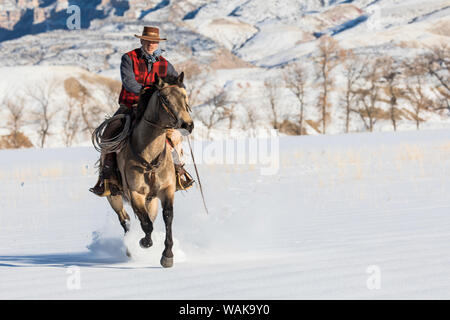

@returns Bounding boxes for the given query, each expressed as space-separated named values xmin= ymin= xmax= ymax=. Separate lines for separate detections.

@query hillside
xmin=0 ymin=0 xmax=449 ymax=148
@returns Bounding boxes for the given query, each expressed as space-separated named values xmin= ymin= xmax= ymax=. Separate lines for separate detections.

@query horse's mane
xmin=134 ymin=75 xmax=182 ymax=125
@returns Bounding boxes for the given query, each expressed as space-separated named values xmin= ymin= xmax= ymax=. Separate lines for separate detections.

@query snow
xmin=188 ymin=17 xmax=258 ymax=52
xmin=1 ymin=129 xmax=450 ymax=299
xmin=235 ymin=21 xmax=314 ymax=63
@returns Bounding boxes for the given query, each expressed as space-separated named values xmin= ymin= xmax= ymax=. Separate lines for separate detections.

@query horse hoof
xmin=160 ymin=256 xmax=173 ymax=268
xmin=139 ymin=237 xmax=152 ymax=249
xmin=122 ymin=220 xmax=131 ymax=234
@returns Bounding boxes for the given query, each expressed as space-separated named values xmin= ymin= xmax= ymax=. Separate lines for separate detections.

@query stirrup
xmin=175 ymin=167 xmax=195 ymax=191
xmin=89 ymin=178 xmax=111 ymax=197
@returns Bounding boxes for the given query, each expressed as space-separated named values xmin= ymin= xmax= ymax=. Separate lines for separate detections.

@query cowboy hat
xmin=134 ymin=26 xmax=167 ymax=42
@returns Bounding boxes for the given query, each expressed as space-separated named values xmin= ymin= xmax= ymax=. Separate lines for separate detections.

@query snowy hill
xmin=1 ymin=129 xmax=450 ymax=298
xmin=1 ymin=0 xmax=448 ymax=69
xmin=0 ymin=65 xmax=122 ymax=147
xmin=0 ymin=0 xmax=449 ymax=148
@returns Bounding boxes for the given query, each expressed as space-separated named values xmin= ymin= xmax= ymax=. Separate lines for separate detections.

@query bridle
xmin=143 ymin=84 xmax=192 ymax=131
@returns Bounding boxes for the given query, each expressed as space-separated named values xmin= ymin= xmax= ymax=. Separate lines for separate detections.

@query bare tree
xmin=353 ymin=58 xmax=385 ymax=132
xmin=222 ymin=103 xmax=237 ymax=130
xmin=64 ymin=77 xmax=102 ymax=136
xmin=264 ymin=78 xmax=281 ymax=130
xmin=379 ymin=56 xmax=404 ymax=131
xmin=405 ymin=76 xmax=433 ymax=130
xmin=340 ymin=49 xmax=366 ymax=133
xmin=78 ymin=89 xmax=99 ymax=135
xmin=426 ymin=44 xmax=450 ymax=96
xmin=239 ymin=89 xmax=261 ymax=135
xmin=177 ymin=61 xmax=209 ymax=108
xmin=403 ymin=56 xmax=434 ymax=130
xmin=27 ymin=81 xmax=59 ymax=148
xmin=424 ymin=43 xmax=450 ymax=114
xmin=102 ymin=78 xmax=122 ymax=115
xmin=186 ymin=76 xmax=209 ymax=109
xmin=314 ymin=36 xmax=342 ymax=134
xmin=194 ymin=87 xmax=230 ymax=139
xmin=433 ymin=86 xmax=450 ymax=114
xmin=243 ymin=106 xmax=260 ymax=134
xmin=284 ymin=62 xmax=308 ymax=135
xmin=62 ymin=97 xmax=81 ymax=147
xmin=3 ymin=96 xmax=27 ymax=148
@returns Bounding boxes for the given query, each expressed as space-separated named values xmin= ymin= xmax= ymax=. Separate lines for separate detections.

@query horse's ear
xmin=177 ymin=71 xmax=184 ymax=84
xmin=155 ymin=73 xmax=164 ymax=88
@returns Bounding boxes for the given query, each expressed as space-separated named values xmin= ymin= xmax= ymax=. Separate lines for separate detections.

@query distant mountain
xmin=0 ymin=0 xmax=448 ymax=147
xmin=0 ymin=0 xmax=448 ymax=70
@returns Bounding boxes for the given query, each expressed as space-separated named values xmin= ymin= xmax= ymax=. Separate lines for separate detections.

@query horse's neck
xmin=131 ymin=93 xmax=166 ymax=160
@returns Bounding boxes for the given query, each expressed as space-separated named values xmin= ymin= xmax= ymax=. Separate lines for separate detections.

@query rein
xmin=143 ymin=85 xmax=191 ymax=130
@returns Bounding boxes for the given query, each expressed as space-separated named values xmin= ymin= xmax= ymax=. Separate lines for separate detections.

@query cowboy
xmin=90 ymin=26 xmax=194 ymax=197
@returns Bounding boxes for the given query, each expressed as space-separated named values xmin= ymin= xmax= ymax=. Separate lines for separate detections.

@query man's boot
xmin=89 ymin=153 xmax=116 ymax=197
xmin=175 ymin=164 xmax=195 ymax=191
xmin=89 ymin=172 xmax=111 ymax=197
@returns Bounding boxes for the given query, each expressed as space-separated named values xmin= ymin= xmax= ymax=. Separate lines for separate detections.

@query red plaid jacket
xmin=118 ymin=48 xmax=168 ymax=108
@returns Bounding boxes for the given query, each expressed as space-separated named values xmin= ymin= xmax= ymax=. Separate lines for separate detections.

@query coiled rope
xmin=92 ymin=114 xmax=131 ymax=153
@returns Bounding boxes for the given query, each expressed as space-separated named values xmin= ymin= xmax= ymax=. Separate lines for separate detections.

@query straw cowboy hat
xmin=134 ymin=26 xmax=167 ymax=42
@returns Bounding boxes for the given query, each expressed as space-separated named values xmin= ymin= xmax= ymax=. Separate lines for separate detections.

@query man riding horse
xmin=90 ymin=26 xmax=194 ymax=197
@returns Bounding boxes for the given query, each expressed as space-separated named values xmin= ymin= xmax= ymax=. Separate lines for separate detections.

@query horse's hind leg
xmin=107 ymin=195 xmax=130 ymax=234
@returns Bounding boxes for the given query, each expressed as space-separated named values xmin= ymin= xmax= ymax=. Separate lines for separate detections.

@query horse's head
xmin=152 ymin=72 xmax=194 ymax=134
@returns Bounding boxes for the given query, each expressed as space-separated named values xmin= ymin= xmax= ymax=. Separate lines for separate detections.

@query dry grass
xmin=428 ymin=20 xmax=450 ymax=37
xmin=64 ymin=77 xmax=90 ymax=101
xmin=401 ymin=107 xmax=426 ymax=122
xmin=64 ymin=74 xmax=121 ymax=102
xmin=209 ymin=48 xmax=255 ymax=70
xmin=278 ymin=119 xmax=308 ymax=135
xmin=396 ymin=40 xmax=421 ymax=49
xmin=80 ymin=73 xmax=121 ymax=93
xmin=305 ymin=119 xmax=322 ymax=134
xmin=0 ymin=132 xmax=33 ymax=149
xmin=174 ymin=59 xmax=204 ymax=80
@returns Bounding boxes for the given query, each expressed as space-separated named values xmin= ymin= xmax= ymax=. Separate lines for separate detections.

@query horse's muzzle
xmin=180 ymin=121 xmax=194 ymax=134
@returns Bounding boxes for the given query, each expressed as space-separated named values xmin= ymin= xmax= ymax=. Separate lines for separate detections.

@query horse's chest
xmin=130 ymin=166 xmax=164 ymax=195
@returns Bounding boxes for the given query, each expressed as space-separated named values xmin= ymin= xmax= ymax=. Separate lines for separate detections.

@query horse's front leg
xmin=130 ymin=191 xmax=154 ymax=249
xmin=160 ymin=191 xmax=175 ymax=268
xmin=107 ymin=194 xmax=130 ymax=234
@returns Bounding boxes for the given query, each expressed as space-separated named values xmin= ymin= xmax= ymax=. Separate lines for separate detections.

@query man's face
xmin=141 ymin=39 xmax=159 ymax=55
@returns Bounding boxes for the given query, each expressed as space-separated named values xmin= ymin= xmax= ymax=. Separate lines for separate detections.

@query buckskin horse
xmin=106 ymin=72 xmax=193 ymax=268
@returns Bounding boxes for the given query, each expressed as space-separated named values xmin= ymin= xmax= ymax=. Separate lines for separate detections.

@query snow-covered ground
xmin=1 ymin=128 xmax=449 ymax=299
